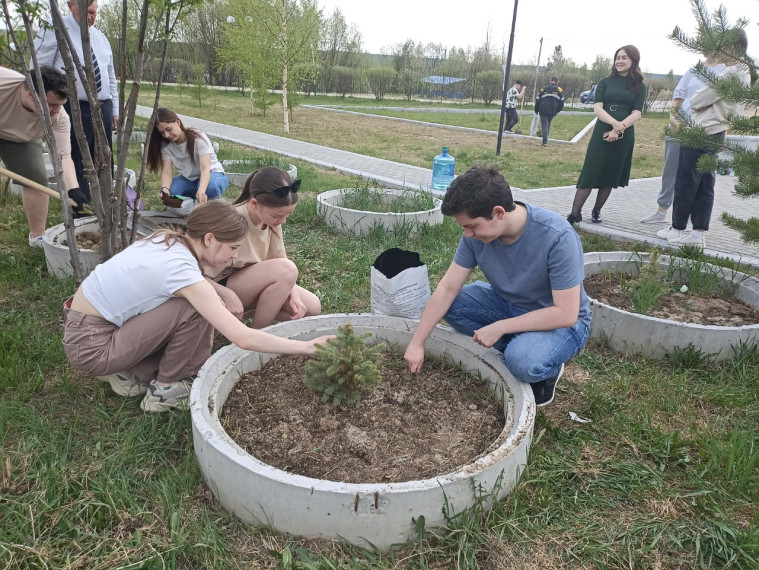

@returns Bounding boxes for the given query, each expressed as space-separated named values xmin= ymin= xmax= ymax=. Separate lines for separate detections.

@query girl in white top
xmin=63 ymin=199 xmax=332 ymax=412
xmin=202 ymin=167 xmax=321 ymax=329
xmin=147 ymin=107 xmax=228 ymax=204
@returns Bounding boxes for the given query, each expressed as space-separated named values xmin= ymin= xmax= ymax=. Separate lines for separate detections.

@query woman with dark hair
xmin=201 ymin=166 xmax=321 ymax=330
xmin=62 ymin=199 xmax=332 ymax=412
xmin=146 ymin=107 xmax=228 ymax=204
xmin=567 ymin=45 xmax=647 ymax=225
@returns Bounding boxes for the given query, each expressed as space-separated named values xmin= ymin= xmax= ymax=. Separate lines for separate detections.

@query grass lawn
xmin=140 ymin=86 xmax=668 ymax=190
xmin=1 ymin=114 xmax=757 ymax=568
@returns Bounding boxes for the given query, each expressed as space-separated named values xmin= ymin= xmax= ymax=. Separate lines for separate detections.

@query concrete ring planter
xmin=42 ymin=218 xmax=102 ymax=279
xmin=44 ymin=211 xmax=167 ymax=279
xmin=585 ymin=251 xmax=759 ymax=361
xmin=191 ymin=313 xmax=535 ymax=550
xmin=317 ymin=189 xmax=443 ymax=238
xmin=221 ymin=160 xmax=297 ymax=187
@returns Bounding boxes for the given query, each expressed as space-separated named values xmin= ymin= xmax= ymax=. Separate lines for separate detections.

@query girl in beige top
xmin=203 ymin=166 xmax=321 ymax=329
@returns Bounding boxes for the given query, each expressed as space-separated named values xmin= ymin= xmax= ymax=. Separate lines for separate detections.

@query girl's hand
xmin=603 ymin=130 xmax=620 ymax=142
xmin=287 ymin=295 xmax=308 ymax=320
xmin=307 ymin=335 xmax=335 ymax=353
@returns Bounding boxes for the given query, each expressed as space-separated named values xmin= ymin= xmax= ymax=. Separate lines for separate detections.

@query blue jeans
xmin=169 ymin=172 xmax=229 ymax=200
xmin=444 ymin=281 xmax=591 ymax=383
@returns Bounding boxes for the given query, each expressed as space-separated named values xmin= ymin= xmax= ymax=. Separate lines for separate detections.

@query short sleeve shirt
xmin=82 ymin=237 xmax=205 ymax=326
xmin=452 ymin=202 xmax=591 ymax=324
xmin=161 ymin=130 xmax=224 ymax=181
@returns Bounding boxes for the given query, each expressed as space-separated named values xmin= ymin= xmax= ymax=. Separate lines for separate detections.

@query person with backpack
xmin=534 ymin=76 xmax=565 ymax=146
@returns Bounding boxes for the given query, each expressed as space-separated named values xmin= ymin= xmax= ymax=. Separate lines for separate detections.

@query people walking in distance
xmin=567 ymin=46 xmax=646 ymax=225
xmin=534 ymin=76 xmax=564 ymax=146
xmin=504 ymin=79 xmax=525 ymax=133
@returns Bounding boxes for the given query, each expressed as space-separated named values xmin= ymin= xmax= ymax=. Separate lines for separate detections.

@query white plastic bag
xmin=166 ymin=197 xmax=196 ymax=217
xmin=370 ymin=248 xmax=430 ymax=320
xmin=530 ymin=114 xmax=540 ymax=136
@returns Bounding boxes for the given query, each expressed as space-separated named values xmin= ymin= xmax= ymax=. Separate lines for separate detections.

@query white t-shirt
xmin=673 ymin=61 xmax=725 ymax=118
xmin=161 ymin=130 xmax=224 ymax=181
xmin=82 ymin=237 xmax=205 ymax=326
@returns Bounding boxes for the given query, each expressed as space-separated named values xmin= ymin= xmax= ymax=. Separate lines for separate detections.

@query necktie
xmin=91 ymin=46 xmax=102 ymax=93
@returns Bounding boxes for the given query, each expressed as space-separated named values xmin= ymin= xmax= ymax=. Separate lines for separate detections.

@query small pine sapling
xmin=304 ymin=322 xmax=385 ymax=406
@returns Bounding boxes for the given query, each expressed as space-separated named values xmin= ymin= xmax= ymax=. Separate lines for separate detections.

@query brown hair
xmin=146 ymin=107 xmax=203 ymax=173
xmin=441 ymin=164 xmax=515 ymax=219
xmin=233 ymin=166 xmax=299 ymax=208
xmin=610 ymin=45 xmax=645 ymax=93
xmin=148 ymin=199 xmax=247 ymax=263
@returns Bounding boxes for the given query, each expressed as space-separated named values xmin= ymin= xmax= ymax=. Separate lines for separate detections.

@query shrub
xmin=304 ymin=323 xmax=385 ymax=406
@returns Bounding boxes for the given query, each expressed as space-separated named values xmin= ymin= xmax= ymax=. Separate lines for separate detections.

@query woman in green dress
xmin=567 ymin=45 xmax=647 ymax=225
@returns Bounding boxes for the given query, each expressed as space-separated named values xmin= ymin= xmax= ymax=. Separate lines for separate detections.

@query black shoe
xmin=531 ymin=363 xmax=564 ymax=407
xmin=591 ymin=209 xmax=602 ymax=223
xmin=567 ymin=212 xmax=582 ymax=225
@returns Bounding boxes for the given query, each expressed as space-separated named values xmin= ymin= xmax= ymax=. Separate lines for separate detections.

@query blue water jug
xmin=431 ymin=146 xmax=455 ymax=190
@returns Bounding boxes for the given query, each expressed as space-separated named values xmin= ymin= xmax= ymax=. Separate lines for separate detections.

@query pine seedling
xmin=304 ymin=322 xmax=385 ymax=406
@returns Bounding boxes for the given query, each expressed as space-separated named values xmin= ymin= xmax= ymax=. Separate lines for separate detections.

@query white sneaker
xmin=657 ymin=227 xmax=688 ymax=242
xmin=28 ymin=233 xmax=44 ymax=248
xmin=670 ymin=233 xmax=705 ymax=247
xmin=97 ymin=371 xmax=149 ymax=397
xmin=641 ymin=210 xmax=667 ymax=224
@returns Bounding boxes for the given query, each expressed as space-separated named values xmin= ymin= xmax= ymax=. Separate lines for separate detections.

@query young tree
xmin=670 ymin=0 xmax=758 ymax=244
xmin=221 ymin=0 xmax=319 ymax=133
xmin=3 ymin=0 xmax=200 ymax=280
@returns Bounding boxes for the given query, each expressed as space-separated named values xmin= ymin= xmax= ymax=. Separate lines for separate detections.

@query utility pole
xmin=496 ymin=0 xmax=519 ymax=156
xmin=532 ymin=37 xmax=543 ymax=102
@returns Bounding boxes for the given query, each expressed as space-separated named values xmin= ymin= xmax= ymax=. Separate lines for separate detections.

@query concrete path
xmin=135 ymin=106 xmax=759 ymax=267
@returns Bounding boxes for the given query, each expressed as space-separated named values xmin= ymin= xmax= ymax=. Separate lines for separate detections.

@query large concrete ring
xmin=317 ymin=189 xmax=443 ymax=238
xmin=191 ymin=314 xmax=535 ymax=550
xmin=585 ymin=252 xmax=759 ymax=361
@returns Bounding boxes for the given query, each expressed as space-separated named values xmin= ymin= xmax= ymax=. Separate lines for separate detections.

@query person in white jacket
xmin=657 ymin=29 xmax=753 ymax=247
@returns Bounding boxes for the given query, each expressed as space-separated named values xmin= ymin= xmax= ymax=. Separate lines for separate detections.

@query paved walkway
xmin=136 ymin=106 xmax=759 ymax=267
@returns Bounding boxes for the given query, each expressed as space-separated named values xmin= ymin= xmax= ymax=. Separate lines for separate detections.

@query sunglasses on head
xmin=254 ymin=179 xmax=301 ymax=199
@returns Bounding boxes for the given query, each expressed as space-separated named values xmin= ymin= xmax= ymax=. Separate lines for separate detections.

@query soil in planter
xmin=584 ymin=273 xmax=759 ymax=326
xmin=221 ymin=349 xmax=505 ymax=484
xmin=60 ymin=230 xmax=101 ymax=252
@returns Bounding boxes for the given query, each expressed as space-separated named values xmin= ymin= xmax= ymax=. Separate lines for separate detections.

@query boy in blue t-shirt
xmin=404 ymin=164 xmax=592 ymax=406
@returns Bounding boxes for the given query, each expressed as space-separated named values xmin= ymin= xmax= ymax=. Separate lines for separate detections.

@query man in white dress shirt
xmin=35 ymin=0 xmax=118 ymax=204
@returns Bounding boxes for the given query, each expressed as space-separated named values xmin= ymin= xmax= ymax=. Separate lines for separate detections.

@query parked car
xmin=580 ymin=85 xmax=596 ymax=104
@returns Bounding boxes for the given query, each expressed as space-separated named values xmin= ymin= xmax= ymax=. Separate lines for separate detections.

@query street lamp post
xmin=496 ymin=0 xmax=519 ymax=156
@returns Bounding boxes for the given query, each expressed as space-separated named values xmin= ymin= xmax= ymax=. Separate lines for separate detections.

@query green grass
xmin=1 ymin=128 xmax=757 ymax=568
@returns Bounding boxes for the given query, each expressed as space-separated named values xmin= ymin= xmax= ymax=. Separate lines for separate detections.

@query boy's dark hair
xmin=29 ymin=66 xmax=68 ymax=100
xmin=441 ymin=164 xmax=516 ymax=219
xmin=550 ymin=76 xmax=559 ymax=83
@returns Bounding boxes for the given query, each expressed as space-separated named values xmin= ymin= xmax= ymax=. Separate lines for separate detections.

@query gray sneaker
xmin=641 ymin=210 xmax=667 ymax=224
xmin=140 ymin=379 xmax=192 ymax=412
xmin=28 ymin=233 xmax=44 ymax=248
xmin=97 ymin=371 xmax=148 ymax=397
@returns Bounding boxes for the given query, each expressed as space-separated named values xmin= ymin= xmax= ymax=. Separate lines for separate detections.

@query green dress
xmin=576 ymin=75 xmax=647 ymax=189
